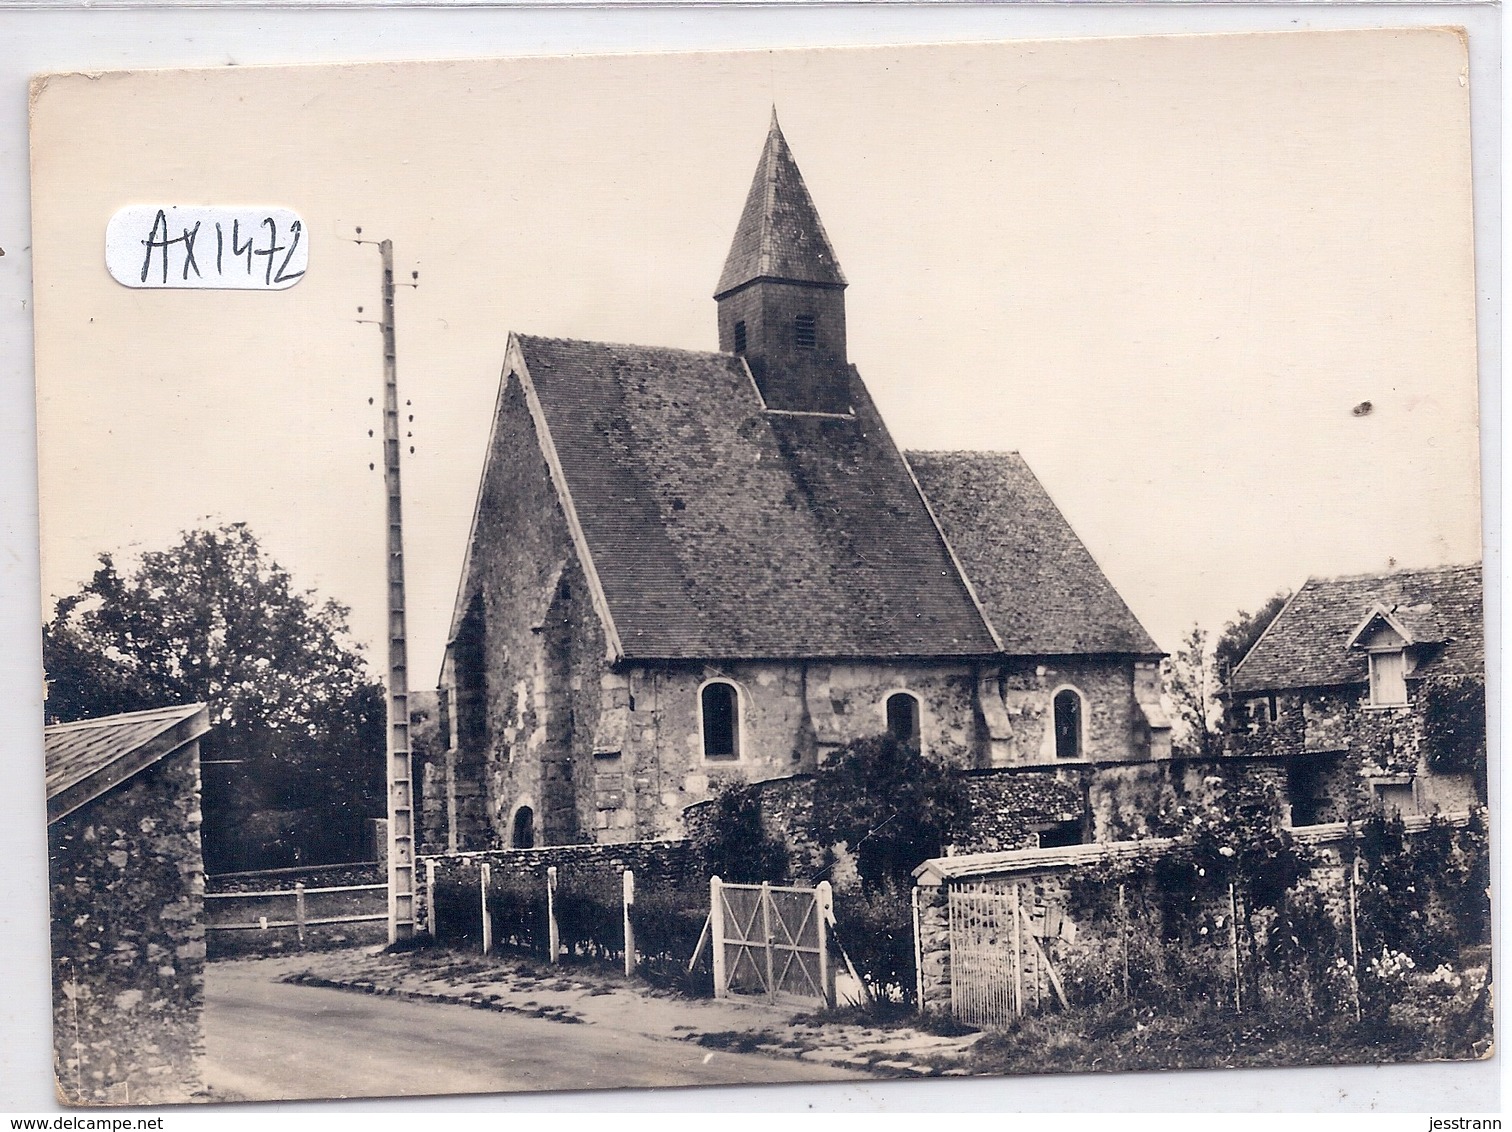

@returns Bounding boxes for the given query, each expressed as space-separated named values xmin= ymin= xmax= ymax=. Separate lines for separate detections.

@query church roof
xmin=908 ymin=451 xmax=1162 ymax=656
xmin=1229 ymin=563 xmax=1483 ymax=694
xmin=509 ymin=334 xmax=997 ymax=660
xmin=714 ymin=111 xmax=847 ymax=299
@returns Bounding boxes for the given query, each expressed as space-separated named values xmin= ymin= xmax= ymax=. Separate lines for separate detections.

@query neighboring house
xmin=1227 ymin=564 xmax=1484 ymax=825
xmin=430 ymin=114 xmax=1167 ymax=852
xmin=45 ymin=703 xmax=210 ymax=1106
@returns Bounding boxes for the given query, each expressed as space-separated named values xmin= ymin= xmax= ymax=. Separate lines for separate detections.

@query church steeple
xmin=715 ymin=111 xmax=852 ymax=414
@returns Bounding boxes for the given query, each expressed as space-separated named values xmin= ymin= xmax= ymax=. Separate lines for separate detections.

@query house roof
xmin=714 ymin=111 xmax=846 ymax=300
xmin=907 ymin=451 xmax=1161 ymax=656
xmin=45 ymin=703 xmax=209 ymax=824
xmin=1229 ymin=563 xmax=1483 ymax=694
xmin=506 ymin=334 xmax=999 ymax=660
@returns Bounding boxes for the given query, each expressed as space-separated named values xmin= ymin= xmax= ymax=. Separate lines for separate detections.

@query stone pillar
xmin=914 ymin=880 xmax=954 ymax=1015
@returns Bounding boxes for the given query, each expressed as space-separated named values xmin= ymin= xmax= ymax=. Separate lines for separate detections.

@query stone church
xmin=425 ymin=114 xmax=1169 ymax=852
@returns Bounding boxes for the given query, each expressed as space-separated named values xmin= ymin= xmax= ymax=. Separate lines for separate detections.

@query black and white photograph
xmin=25 ymin=28 xmax=1491 ymax=1108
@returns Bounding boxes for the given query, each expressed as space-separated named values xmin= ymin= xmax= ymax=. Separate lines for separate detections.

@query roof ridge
xmin=1306 ymin=561 xmax=1481 ymax=585
xmin=514 ymin=333 xmax=733 ymax=361
xmin=905 ymin=448 xmax=1025 ymax=460
xmin=44 ymin=702 xmax=206 ymax=733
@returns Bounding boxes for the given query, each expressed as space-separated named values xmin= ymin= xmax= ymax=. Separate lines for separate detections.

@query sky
xmin=30 ymin=29 xmax=1483 ymax=682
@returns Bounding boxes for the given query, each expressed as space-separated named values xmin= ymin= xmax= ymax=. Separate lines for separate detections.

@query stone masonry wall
xmin=1227 ymin=685 xmax=1478 ymax=822
xmin=912 ymin=827 xmax=1371 ymax=1020
xmin=420 ymin=840 xmax=699 ymax=941
xmin=48 ymin=745 xmax=205 ymax=1106
xmin=445 ymin=369 xmax=610 ymax=851
xmin=992 ymin=656 xmax=1152 ymax=766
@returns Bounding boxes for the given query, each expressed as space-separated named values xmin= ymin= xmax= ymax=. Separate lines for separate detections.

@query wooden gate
xmin=947 ymin=881 xmax=1069 ymax=1028
xmin=710 ymin=876 xmax=835 ymax=1006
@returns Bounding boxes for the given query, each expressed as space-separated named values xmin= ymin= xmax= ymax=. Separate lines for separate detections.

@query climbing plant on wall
xmin=1420 ymin=673 xmax=1486 ymax=780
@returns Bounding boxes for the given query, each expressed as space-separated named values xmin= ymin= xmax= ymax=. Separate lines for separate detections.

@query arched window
xmin=701 ymin=681 xmax=740 ymax=760
xmin=733 ymin=320 xmax=747 ymax=354
xmin=510 ymin=805 xmax=535 ymax=849
xmin=886 ymin=692 xmax=921 ymax=748
xmin=794 ymin=314 xmax=817 ymax=349
xmin=1053 ymin=689 xmax=1083 ymax=760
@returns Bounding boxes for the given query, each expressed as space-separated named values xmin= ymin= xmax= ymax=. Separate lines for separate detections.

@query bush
xmin=485 ymin=874 xmax=548 ymax=955
xmin=810 ymin=734 xmax=967 ymax=894
xmin=430 ymin=869 xmax=484 ymax=948
xmin=552 ymin=877 xmax=623 ymax=962
xmin=689 ymin=781 xmax=789 ymax=884
xmin=831 ymin=883 xmax=916 ymax=1004
xmin=1420 ymin=674 xmax=1486 ymax=780
xmin=630 ymin=886 xmax=713 ymax=992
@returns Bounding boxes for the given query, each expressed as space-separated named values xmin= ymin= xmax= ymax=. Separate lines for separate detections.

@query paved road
xmin=204 ymin=963 xmax=861 ymax=1101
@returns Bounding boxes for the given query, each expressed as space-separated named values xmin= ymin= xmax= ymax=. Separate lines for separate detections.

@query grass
xmin=965 ymin=975 xmax=1493 ymax=1077
xmin=790 ymin=1001 xmax=980 ymax=1038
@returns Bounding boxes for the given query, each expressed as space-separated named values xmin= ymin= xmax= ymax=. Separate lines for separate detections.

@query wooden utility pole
xmin=357 ymin=232 xmax=416 ymax=943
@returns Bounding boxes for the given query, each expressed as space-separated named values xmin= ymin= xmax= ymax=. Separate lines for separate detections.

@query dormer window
xmin=733 ymin=320 xmax=747 ymax=354
xmin=794 ymin=314 xmax=816 ymax=349
xmin=1347 ymin=604 xmax=1419 ymax=708
xmin=1369 ymin=650 xmax=1408 ymax=707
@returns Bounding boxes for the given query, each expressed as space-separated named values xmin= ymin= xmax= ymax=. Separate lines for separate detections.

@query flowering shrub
xmin=1421 ymin=961 xmax=1457 ymax=991
xmin=1366 ymin=947 xmax=1416 ymax=984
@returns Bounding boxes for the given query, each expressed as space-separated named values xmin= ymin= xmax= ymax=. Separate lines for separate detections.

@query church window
xmin=886 ymin=692 xmax=921 ymax=748
xmin=1369 ymin=650 xmax=1408 ymax=706
xmin=1053 ymin=688 xmax=1084 ymax=759
xmin=734 ymin=320 xmax=747 ymax=354
xmin=794 ymin=314 xmax=817 ymax=349
xmin=510 ymin=805 xmax=535 ymax=849
xmin=700 ymin=680 xmax=740 ymax=759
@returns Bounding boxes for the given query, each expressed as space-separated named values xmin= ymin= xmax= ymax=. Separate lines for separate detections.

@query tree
xmin=1213 ymin=590 xmax=1292 ymax=687
xmin=690 ymin=780 xmax=790 ymax=885
xmin=808 ymin=735 xmax=968 ymax=1005
xmin=42 ymin=523 xmax=386 ymax=871
xmin=809 ymin=734 xmax=967 ymax=895
xmin=1165 ymin=626 xmax=1221 ymax=759
xmin=1166 ymin=592 xmax=1293 ymax=757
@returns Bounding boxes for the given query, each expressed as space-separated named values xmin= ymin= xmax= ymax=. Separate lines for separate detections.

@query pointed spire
xmin=714 ymin=113 xmax=847 ymax=299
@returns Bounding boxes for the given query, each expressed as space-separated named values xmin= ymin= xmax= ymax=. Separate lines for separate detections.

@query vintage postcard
xmin=30 ymin=31 xmax=1488 ymax=1106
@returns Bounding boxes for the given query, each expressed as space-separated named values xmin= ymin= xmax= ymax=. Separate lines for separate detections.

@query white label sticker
xmin=105 ymin=206 xmax=308 ymax=290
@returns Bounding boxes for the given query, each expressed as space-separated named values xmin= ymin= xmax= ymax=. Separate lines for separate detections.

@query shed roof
xmin=907 ymin=450 xmax=1161 ymax=656
xmin=1229 ymin=563 xmax=1483 ymax=694
xmin=509 ymin=334 xmax=998 ymax=659
xmin=45 ymin=703 xmax=209 ymax=823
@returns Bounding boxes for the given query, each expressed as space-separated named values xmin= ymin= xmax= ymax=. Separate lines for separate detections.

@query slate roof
xmin=1229 ymin=564 xmax=1483 ymax=694
xmin=512 ymin=334 xmax=998 ymax=660
xmin=45 ymin=703 xmax=209 ymax=823
xmin=908 ymin=451 xmax=1162 ymax=656
xmin=714 ymin=111 xmax=846 ymax=299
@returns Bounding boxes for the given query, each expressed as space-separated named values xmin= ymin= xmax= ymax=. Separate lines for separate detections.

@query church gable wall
xmin=448 ymin=371 xmax=609 ymax=850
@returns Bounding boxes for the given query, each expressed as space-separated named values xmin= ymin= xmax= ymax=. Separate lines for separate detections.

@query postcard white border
xmin=0 ymin=1 xmax=1500 ymax=1114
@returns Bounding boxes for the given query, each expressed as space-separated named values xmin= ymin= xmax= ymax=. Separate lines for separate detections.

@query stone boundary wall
xmin=207 ymin=860 xmax=384 ymax=893
xmin=681 ymin=766 xmax=1091 ymax=869
xmin=419 ymin=840 xmax=700 ymax=936
xmin=911 ymin=814 xmax=1471 ymax=1016
xmin=48 ymin=746 xmax=205 ymax=1106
